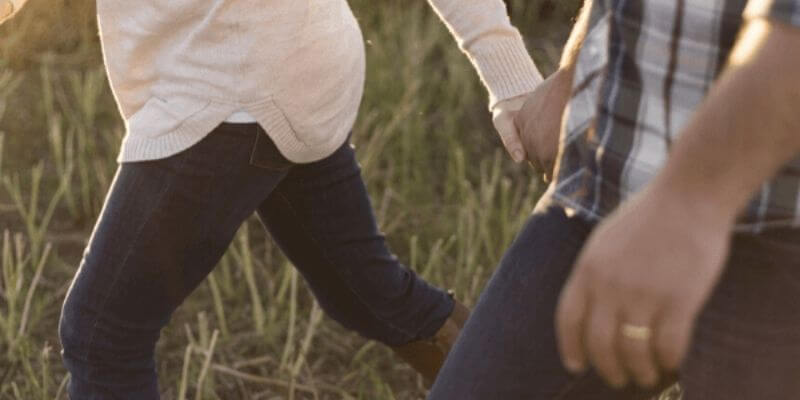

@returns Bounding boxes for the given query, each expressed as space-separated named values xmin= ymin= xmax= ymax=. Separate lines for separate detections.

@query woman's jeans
xmin=429 ymin=200 xmax=800 ymax=400
xmin=59 ymin=123 xmax=454 ymax=398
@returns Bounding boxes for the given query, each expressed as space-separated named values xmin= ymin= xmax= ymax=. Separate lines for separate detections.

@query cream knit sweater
xmin=7 ymin=0 xmax=543 ymax=163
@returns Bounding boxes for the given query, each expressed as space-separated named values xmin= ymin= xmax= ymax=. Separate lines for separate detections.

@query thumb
xmin=493 ymin=113 xmax=526 ymax=163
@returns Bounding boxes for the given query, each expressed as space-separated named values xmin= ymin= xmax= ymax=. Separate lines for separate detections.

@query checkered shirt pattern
xmin=552 ymin=0 xmax=800 ymax=232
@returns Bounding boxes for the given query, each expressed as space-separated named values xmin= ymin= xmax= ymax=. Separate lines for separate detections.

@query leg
xmin=428 ymin=201 xmax=669 ymax=399
xmin=59 ymin=124 xmax=287 ymax=399
xmin=680 ymin=228 xmax=800 ymax=400
xmin=255 ymin=141 xmax=454 ymax=346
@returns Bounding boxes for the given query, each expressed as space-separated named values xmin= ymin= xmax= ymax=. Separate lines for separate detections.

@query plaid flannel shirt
xmin=552 ymin=0 xmax=800 ymax=232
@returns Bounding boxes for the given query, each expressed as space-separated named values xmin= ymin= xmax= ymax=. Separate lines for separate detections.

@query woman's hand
xmin=492 ymin=94 xmax=529 ymax=164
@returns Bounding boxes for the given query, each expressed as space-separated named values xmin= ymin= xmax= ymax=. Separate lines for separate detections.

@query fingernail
xmin=512 ymin=150 xmax=525 ymax=163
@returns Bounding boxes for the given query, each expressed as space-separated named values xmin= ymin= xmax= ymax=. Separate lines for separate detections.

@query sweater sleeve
xmin=427 ymin=0 xmax=543 ymax=109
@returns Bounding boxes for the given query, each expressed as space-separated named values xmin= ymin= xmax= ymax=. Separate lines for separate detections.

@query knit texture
xmin=426 ymin=0 xmax=543 ymax=108
xmin=14 ymin=0 xmax=543 ymax=162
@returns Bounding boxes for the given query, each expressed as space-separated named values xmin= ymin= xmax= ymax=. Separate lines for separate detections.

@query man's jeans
xmin=429 ymin=200 xmax=800 ymax=400
xmin=59 ymin=123 xmax=454 ymax=398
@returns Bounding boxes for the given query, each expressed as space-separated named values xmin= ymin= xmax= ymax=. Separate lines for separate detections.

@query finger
xmin=492 ymin=114 xmax=526 ymax=163
xmin=618 ymin=309 xmax=660 ymax=388
xmin=654 ymin=302 xmax=697 ymax=372
xmin=555 ymin=274 xmax=589 ymax=374
xmin=585 ymin=303 xmax=627 ymax=388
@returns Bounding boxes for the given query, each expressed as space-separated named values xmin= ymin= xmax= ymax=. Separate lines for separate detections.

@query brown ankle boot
xmin=390 ymin=294 xmax=471 ymax=387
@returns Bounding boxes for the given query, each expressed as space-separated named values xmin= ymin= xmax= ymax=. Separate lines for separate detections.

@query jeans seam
xmin=82 ymin=154 xmax=191 ymax=363
xmin=270 ymin=188 xmax=420 ymax=343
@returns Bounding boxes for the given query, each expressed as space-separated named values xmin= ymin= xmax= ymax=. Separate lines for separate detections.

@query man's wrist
xmin=647 ymin=167 xmax=740 ymax=234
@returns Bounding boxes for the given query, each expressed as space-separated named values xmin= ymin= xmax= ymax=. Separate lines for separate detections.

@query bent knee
xmin=59 ymin=291 xmax=161 ymax=367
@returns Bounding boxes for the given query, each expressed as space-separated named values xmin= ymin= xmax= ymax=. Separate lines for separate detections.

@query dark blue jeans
xmin=429 ymin=199 xmax=800 ymax=400
xmin=59 ymin=123 xmax=453 ymax=398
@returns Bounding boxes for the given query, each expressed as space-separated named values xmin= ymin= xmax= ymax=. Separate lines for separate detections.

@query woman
xmin=3 ymin=0 xmax=543 ymax=397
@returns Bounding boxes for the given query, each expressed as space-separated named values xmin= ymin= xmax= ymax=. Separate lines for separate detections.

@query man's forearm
xmin=653 ymin=19 xmax=800 ymax=227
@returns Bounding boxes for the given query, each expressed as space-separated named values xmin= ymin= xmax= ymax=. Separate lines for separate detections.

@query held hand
xmin=492 ymin=95 xmax=528 ymax=163
xmin=513 ymin=68 xmax=573 ymax=180
xmin=555 ymin=184 xmax=733 ymax=389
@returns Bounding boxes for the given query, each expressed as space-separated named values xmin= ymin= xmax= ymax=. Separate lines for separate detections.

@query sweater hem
xmin=117 ymin=100 xmax=352 ymax=164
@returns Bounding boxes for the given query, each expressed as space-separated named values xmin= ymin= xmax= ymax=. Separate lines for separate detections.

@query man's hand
xmin=513 ymin=68 xmax=573 ymax=180
xmin=555 ymin=184 xmax=732 ymax=388
xmin=554 ymin=17 xmax=800 ymax=391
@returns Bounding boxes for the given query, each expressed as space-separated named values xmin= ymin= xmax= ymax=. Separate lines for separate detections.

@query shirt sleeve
xmin=745 ymin=0 xmax=800 ymax=27
xmin=427 ymin=0 xmax=543 ymax=109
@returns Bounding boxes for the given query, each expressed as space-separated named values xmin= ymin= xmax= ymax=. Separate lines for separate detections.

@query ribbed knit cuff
xmin=467 ymin=34 xmax=544 ymax=110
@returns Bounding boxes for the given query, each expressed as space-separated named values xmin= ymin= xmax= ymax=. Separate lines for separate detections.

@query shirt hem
xmin=549 ymin=191 xmax=799 ymax=234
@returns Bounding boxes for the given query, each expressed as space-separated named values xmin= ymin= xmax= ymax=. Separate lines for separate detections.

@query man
xmin=1 ymin=0 xmax=545 ymax=397
xmin=429 ymin=0 xmax=800 ymax=398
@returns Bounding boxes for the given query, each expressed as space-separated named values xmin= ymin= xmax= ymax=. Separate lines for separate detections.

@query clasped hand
xmin=492 ymin=68 xmax=573 ymax=181
xmin=494 ymin=67 xmax=734 ymax=390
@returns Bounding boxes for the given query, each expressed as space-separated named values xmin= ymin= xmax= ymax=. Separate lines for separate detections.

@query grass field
xmin=0 ymin=1 xmax=680 ymax=398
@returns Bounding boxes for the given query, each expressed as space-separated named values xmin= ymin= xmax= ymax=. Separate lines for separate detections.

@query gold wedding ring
xmin=620 ymin=324 xmax=652 ymax=341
